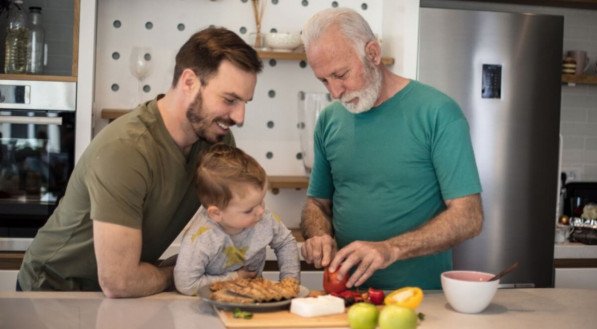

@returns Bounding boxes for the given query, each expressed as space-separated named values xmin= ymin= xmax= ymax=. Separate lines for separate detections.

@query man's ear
xmin=365 ymin=40 xmax=381 ymax=65
xmin=207 ymin=205 xmax=223 ymax=222
xmin=178 ymin=68 xmax=200 ymax=92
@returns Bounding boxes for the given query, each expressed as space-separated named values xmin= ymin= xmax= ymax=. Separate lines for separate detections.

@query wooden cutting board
xmin=216 ymin=309 xmax=349 ymax=328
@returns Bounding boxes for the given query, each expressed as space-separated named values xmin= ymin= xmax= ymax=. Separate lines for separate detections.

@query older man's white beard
xmin=341 ymin=64 xmax=382 ymax=114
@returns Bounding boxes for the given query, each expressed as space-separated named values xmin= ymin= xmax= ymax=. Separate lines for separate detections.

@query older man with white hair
xmin=299 ymin=7 xmax=484 ymax=290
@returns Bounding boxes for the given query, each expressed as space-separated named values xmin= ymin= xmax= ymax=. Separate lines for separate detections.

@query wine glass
xmin=297 ymin=92 xmax=331 ymax=173
xmin=129 ymin=47 xmax=153 ymax=106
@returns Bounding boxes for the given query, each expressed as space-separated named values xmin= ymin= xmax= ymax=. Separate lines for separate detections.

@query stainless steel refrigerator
xmin=417 ymin=7 xmax=563 ymax=287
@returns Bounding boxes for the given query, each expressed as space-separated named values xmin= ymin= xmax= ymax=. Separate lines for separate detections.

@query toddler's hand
xmin=236 ymin=267 xmax=257 ymax=279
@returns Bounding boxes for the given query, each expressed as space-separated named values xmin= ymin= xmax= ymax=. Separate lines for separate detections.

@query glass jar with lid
xmin=4 ymin=0 xmax=29 ymax=73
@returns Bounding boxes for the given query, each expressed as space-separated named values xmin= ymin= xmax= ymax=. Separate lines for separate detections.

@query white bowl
xmin=441 ymin=270 xmax=499 ymax=314
xmin=265 ymin=32 xmax=302 ymax=52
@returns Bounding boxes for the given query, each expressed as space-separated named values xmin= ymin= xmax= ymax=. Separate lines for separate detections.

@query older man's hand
xmin=301 ymin=234 xmax=337 ymax=269
xmin=329 ymin=240 xmax=396 ymax=288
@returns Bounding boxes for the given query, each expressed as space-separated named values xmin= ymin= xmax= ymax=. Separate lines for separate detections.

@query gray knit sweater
xmin=174 ymin=207 xmax=300 ymax=295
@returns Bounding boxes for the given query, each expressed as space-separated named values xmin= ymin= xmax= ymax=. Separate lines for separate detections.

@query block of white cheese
xmin=290 ymin=295 xmax=345 ymax=317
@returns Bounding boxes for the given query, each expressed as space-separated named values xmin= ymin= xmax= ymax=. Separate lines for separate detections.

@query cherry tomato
xmin=323 ymin=267 xmax=348 ymax=293
xmin=367 ymin=287 xmax=385 ymax=305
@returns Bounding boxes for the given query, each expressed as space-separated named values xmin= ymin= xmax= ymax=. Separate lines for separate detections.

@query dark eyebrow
xmin=223 ymin=92 xmax=252 ymax=103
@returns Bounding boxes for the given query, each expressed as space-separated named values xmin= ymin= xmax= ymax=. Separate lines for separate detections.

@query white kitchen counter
xmin=1 ymin=289 xmax=596 ymax=328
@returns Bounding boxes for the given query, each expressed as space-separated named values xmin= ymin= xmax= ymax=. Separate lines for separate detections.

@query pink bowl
xmin=441 ymin=270 xmax=499 ymax=314
xmin=443 ymin=271 xmax=494 ymax=282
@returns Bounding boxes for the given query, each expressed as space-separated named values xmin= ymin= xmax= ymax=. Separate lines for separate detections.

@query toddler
xmin=174 ymin=144 xmax=300 ymax=295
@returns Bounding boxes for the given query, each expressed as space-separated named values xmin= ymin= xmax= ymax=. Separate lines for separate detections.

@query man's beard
xmin=186 ymin=89 xmax=233 ymax=143
xmin=340 ymin=59 xmax=382 ymax=114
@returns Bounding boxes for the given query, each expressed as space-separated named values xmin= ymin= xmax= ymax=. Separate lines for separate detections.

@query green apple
xmin=378 ymin=304 xmax=418 ymax=329
xmin=347 ymin=302 xmax=379 ymax=329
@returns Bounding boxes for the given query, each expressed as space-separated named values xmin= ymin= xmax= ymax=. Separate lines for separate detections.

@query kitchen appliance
xmin=562 ymin=182 xmax=597 ymax=217
xmin=561 ymin=182 xmax=597 ymax=245
xmin=0 ymin=80 xmax=76 ymax=238
xmin=418 ymin=8 xmax=563 ymax=287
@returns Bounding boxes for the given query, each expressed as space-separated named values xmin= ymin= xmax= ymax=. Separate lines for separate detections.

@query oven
xmin=0 ymin=80 xmax=76 ymax=239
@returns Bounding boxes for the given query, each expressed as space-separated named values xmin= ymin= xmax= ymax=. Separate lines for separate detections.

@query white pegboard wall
xmin=94 ymin=0 xmax=387 ymax=174
xmin=93 ymin=0 xmax=414 ymax=228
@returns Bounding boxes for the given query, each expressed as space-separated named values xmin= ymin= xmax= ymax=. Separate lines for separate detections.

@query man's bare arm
xmin=331 ymin=194 xmax=483 ymax=287
xmin=388 ymin=193 xmax=483 ymax=261
xmin=94 ymin=220 xmax=172 ymax=298
xmin=300 ymin=197 xmax=337 ymax=268
xmin=300 ymin=197 xmax=333 ymax=239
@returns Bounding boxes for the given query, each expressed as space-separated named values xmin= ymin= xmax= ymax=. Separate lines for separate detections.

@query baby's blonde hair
xmin=196 ymin=144 xmax=266 ymax=209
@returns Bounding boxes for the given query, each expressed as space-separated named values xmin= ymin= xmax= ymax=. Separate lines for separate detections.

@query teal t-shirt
xmin=307 ymin=80 xmax=482 ymax=290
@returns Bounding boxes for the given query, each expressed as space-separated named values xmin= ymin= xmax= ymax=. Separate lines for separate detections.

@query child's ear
xmin=207 ymin=205 xmax=223 ymax=222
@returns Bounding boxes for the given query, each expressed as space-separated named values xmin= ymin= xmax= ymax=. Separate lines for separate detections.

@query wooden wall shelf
xmin=257 ymin=50 xmax=395 ymax=66
xmin=101 ymin=108 xmax=130 ymax=120
xmin=562 ymin=74 xmax=597 ymax=86
xmin=0 ymin=74 xmax=77 ymax=82
xmin=268 ymin=175 xmax=309 ymax=189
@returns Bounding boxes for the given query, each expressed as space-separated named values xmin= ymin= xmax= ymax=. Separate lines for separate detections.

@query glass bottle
xmin=26 ymin=6 xmax=45 ymax=74
xmin=297 ymin=92 xmax=331 ymax=173
xmin=4 ymin=0 xmax=29 ymax=74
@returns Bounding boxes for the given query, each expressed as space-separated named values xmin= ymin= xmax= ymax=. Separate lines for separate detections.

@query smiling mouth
xmin=216 ymin=120 xmax=233 ymax=130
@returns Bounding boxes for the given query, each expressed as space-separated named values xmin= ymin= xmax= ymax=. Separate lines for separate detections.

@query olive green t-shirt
xmin=308 ymin=80 xmax=481 ymax=290
xmin=18 ymin=97 xmax=234 ymax=291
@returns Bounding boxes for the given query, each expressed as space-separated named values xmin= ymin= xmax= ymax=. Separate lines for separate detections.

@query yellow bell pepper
xmin=384 ymin=287 xmax=424 ymax=309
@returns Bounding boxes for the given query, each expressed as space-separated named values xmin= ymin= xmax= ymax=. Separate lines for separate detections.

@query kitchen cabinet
xmin=554 ymin=268 xmax=597 ymax=288
xmin=0 ymin=252 xmax=24 ymax=270
xmin=0 ymin=270 xmax=17 ymax=291
xmin=0 ymin=0 xmax=79 ymax=81
xmin=0 ymin=252 xmax=22 ymax=291
xmin=553 ymin=242 xmax=597 ymax=288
